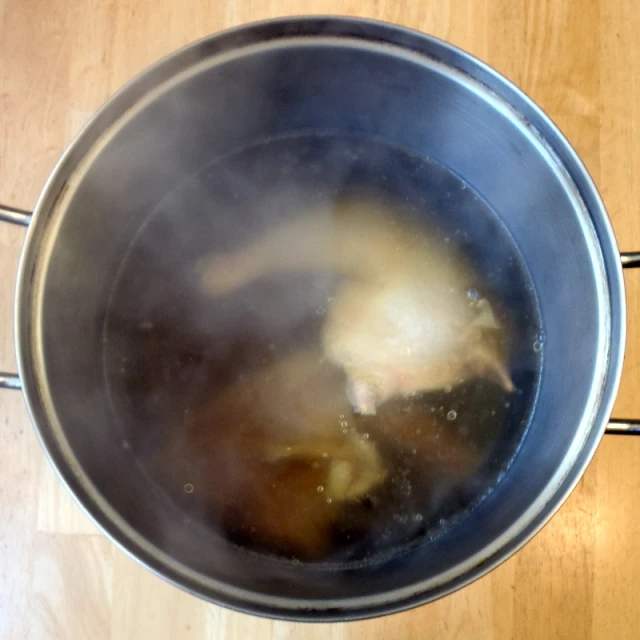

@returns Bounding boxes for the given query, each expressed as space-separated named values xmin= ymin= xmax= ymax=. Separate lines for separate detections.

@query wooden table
xmin=1 ymin=1 xmax=640 ymax=638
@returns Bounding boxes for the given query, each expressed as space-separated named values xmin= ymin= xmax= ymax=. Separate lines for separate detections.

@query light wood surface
xmin=1 ymin=1 xmax=640 ymax=638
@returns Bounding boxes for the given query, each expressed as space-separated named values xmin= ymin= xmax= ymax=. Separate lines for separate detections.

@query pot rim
xmin=13 ymin=16 xmax=626 ymax=621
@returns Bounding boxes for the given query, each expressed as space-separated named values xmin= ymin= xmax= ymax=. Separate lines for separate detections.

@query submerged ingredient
xmin=199 ymin=198 xmax=513 ymax=416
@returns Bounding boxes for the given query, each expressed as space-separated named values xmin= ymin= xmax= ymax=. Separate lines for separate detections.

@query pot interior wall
xmin=30 ymin=36 xmax=612 ymax=610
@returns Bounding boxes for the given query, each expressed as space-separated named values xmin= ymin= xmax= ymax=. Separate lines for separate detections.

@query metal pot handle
xmin=621 ymin=253 xmax=640 ymax=268
xmin=0 ymin=205 xmax=639 ymax=433
xmin=606 ymin=253 xmax=640 ymax=433
xmin=0 ymin=205 xmax=31 ymax=390
xmin=0 ymin=373 xmax=22 ymax=389
xmin=0 ymin=204 xmax=32 ymax=227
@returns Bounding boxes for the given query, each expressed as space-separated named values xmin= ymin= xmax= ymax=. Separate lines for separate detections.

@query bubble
xmin=413 ymin=513 xmax=424 ymax=522
xmin=447 ymin=410 xmax=457 ymax=421
xmin=322 ymin=452 xmax=328 ymax=458
xmin=362 ymin=433 xmax=369 ymax=439
xmin=139 ymin=321 xmax=153 ymax=330
xmin=317 ymin=485 xmax=324 ymax=493
xmin=291 ymin=558 xmax=300 ymax=566
xmin=444 ymin=385 xmax=452 ymax=393
xmin=466 ymin=287 xmax=480 ymax=302
xmin=121 ymin=440 xmax=131 ymax=451
xmin=411 ymin=449 xmax=417 ymax=455
xmin=316 ymin=307 xmax=325 ymax=315
xmin=183 ymin=483 xmax=194 ymax=494
xmin=119 ymin=367 xmax=126 ymax=373
xmin=533 ymin=341 xmax=543 ymax=352
xmin=438 ymin=518 xmax=446 ymax=526
xmin=342 ymin=429 xmax=348 ymax=434
xmin=339 ymin=414 xmax=345 ymax=419
xmin=251 ymin=527 xmax=256 ymax=533
xmin=340 ymin=421 xmax=348 ymax=427
xmin=326 ymin=498 xmax=333 ymax=504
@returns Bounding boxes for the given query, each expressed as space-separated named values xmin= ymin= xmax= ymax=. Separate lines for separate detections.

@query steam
xmin=68 ymin=55 xmax=542 ymax=566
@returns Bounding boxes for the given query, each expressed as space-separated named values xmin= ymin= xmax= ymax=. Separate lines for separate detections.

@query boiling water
xmin=104 ymin=133 xmax=542 ymax=566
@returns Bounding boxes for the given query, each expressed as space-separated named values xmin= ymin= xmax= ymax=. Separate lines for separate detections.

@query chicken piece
xmin=265 ymin=431 xmax=386 ymax=501
xmin=240 ymin=349 xmax=388 ymax=503
xmin=149 ymin=348 xmax=388 ymax=559
xmin=198 ymin=199 xmax=513 ymax=414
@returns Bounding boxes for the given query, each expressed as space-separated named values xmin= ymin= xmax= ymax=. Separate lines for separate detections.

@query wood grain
xmin=1 ymin=0 xmax=640 ymax=638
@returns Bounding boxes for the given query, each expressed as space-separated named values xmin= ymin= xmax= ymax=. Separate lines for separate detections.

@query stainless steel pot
xmin=1 ymin=16 xmax=639 ymax=621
